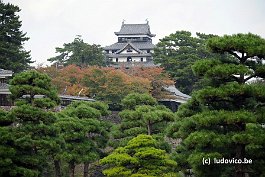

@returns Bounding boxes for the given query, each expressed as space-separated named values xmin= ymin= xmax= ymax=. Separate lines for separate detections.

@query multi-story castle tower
xmin=104 ymin=20 xmax=156 ymax=67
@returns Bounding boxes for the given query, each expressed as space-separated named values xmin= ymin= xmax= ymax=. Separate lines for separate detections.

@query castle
xmin=104 ymin=20 xmax=156 ymax=67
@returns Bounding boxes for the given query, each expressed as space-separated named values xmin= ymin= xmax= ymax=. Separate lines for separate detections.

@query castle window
xmin=147 ymin=49 xmax=150 ymax=53
xmin=116 ymin=58 xmax=118 ymax=62
xmin=141 ymin=58 xmax=143 ymax=62
xmin=0 ymin=78 xmax=6 ymax=83
xmin=127 ymin=57 xmax=132 ymax=62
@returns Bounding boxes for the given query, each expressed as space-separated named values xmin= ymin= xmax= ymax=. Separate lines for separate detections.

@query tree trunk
xmin=84 ymin=162 xmax=89 ymax=177
xmin=69 ymin=162 xmax=75 ymax=177
xmin=54 ymin=160 xmax=61 ymax=177
xmin=147 ymin=120 xmax=152 ymax=135
xmin=235 ymin=123 xmax=246 ymax=177
xmin=235 ymin=144 xmax=245 ymax=177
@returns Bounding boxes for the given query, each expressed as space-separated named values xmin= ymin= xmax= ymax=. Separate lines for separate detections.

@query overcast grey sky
xmin=3 ymin=0 xmax=265 ymax=66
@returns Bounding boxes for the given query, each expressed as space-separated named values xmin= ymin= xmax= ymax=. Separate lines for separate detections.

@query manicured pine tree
xmin=100 ymin=134 xmax=179 ymax=177
xmin=0 ymin=109 xmax=16 ymax=177
xmin=111 ymin=93 xmax=175 ymax=150
xmin=7 ymin=70 xmax=62 ymax=177
xmin=56 ymin=101 xmax=111 ymax=177
xmin=168 ymin=33 xmax=265 ymax=177
xmin=154 ymin=31 xmax=225 ymax=94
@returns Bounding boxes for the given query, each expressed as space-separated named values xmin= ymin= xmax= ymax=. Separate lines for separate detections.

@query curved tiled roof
xmin=115 ymin=43 xmax=143 ymax=54
xmin=104 ymin=42 xmax=155 ymax=50
xmin=0 ymin=83 xmax=9 ymax=90
xmin=106 ymin=53 xmax=152 ymax=58
xmin=163 ymin=85 xmax=191 ymax=99
xmin=115 ymin=23 xmax=155 ymax=37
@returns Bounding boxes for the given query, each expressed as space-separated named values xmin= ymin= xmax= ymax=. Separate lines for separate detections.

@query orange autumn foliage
xmin=120 ymin=66 xmax=175 ymax=99
xmin=38 ymin=65 xmax=175 ymax=102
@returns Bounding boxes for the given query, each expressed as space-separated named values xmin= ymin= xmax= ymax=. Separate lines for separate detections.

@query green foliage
xmin=168 ymin=33 xmax=265 ymax=177
xmin=55 ymin=101 xmax=111 ymax=176
xmin=207 ymin=33 xmax=265 ymax=84
xmin=121 ymin=93 xmax=157 ymax=110
xmin=0 ymin=1 xmax=32 ymax=73
xmin=0 ymin=109 xmax=16 ymax=177
xmin=48 ymin=36 xmax=106 ymax=66
xmin=68 ymin=101 xmax=110 ymax=116
xmin=111 ymin=94 xmax=174 ymax=150
xmin=5 ymin=104 xmax=62 ymax=177
xmin=1 ymin=70 xmax=63 ymax=177
xmin=9 ymin=70 xmax=60 ymax=108
xmin=100 ymin=135 xmax=179 ymax=177
xmin=55 ymin=116 xmax=100 ymax=163
xmin=154 ymin=31 xmax=225 ymax=94
xmin=207 ymin=33 xmax=265 ymax=58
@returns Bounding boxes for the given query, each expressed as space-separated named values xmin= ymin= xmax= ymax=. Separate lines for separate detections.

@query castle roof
xmin=104 ymin=42 xmax=155 ymax=50
xmin=106 ymin=53 xmax=152 ymax=58
xmin=0 ymin=83 xmax=9 ymax=90
xmin=114 ymin=23 xmax=155 ymax=37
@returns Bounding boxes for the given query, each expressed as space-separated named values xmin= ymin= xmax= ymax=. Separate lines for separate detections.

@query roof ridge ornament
xmin=145 ymin=18 xmax=149 ymax=24
xmin=122 ymin=19 xmax=125 ymax=25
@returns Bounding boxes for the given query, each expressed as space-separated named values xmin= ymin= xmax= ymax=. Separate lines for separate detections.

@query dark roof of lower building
xmin=59 ymin=95 xmax=95 ymax=101
xmin=104 ymin=42 xmax=155 ymax=50
xmin=22 ymin=95 xmax=46 ymax=98
xmin=163 ymin=85 xmax=191 ymax=99
xmin=20 ymin=95 xmax=96 ymax=101
xmin=0 ymin=69 xmax=13 ymax=75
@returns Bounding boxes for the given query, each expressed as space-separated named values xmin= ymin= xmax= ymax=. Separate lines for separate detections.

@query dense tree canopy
xmin=100 ymin=134 xmax=179 ymax=177
xmin=1 ymin=71 xmax=62 ymax=177
xmin=48 ymin=36 xmax=105 ymax=67
xmin=154 ymin=31 xmax=227 ymax=94
xmin=111 ymin=93 xmax=175 ymax=150
xmin=121 ymin=93 xmax=157 ymax=110
xmin=0 ymin=109 xmax=16 ymax=177
xmin=0 ymin=1 xmax=32 ymax=72
xmin=82 ymin=67 xmax=150 ymax=105
xmin=38 ymin=65 xmax=174 ymax=107
xmin=56 ymin=101 xmax=111 ymax=177
xmin=9 ymin=70 xmax=60 ymax=108
xmin=168 ymin=33 xmax=265 ymax=177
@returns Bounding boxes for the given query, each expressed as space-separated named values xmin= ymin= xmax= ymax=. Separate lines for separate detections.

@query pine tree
xmin=0 ymin=109 xmax=16 ymax=177
xmin=6 ymin=70 xmax=62 ymax=177
xmin=111 ymin=93 xmax=174 ymax=150
xmin=154 ymin=31 xmax=228 ymax=94
xmin=56 ymin=101 xmax=111 ymax=177
xmin=48 ymin=36 xmax=105 ymax=67
xmin=100 ymin=134 xmax=179 ymax=177
xmin=0 ymin=1 xmax=32 ymax=72
xmin=168 ymin=33 xmax=265 ymax=177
